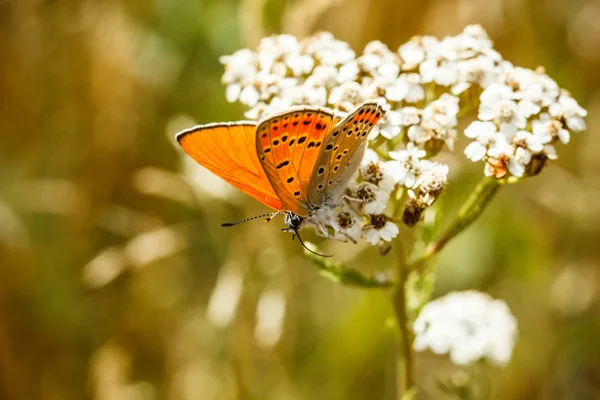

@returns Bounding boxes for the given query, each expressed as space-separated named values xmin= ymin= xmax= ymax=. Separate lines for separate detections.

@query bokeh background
xmin=2 ymin=0 xmax=600 ymax=399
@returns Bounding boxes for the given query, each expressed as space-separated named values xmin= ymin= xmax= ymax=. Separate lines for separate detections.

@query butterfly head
xmin=282 ymin=211 xmax=333 ymax=257
xmin=282 ymin=211 xmax=303 ymax=234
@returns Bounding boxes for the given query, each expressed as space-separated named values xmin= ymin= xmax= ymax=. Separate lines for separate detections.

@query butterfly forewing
xmin=308 ymin=101 xmax=387 ymax=205
xmin=177 ymin=122 xmax=285 ymax=211
xmin=256 ymin=107 xmax=336 ymax=216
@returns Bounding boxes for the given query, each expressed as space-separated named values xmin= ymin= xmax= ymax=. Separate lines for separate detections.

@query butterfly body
xmin=177 ymin=101 xmax=388 ymax=241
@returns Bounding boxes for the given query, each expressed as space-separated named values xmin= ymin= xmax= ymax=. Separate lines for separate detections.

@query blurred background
xmin=1 ymin=0 xmax=600 ymax=399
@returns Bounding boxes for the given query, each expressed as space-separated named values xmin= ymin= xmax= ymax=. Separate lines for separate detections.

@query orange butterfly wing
xmin=255 ymin=107 xmax=336 ymax=216
xmin=309 ymin=101 xmax=387 ymax=204
xmin=177 ymin=122 xmax=284 ymax=211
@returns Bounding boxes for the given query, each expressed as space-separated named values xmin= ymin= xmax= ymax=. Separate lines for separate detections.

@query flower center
xmin=364 ymin=162 xmax=383 ymax=184
xmin=336 ymin=212 xmax=354 ymax=228
xmin=356 ymin=184 xmax=377 ymax=203
xmin=370 ymin=213 xmax=388 ymax=229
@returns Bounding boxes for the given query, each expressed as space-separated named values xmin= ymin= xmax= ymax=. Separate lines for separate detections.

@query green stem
xmin=303 ymin=244 xmax=394 ymax=288
xmin=393 ymin=237 xmax=415 ymax=397
xmin=409 ymin=176 xmax=501 ymax=270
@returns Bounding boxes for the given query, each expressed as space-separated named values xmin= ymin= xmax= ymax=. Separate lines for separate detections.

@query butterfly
xmin=176 ymin=100 xmax=387 ymax=250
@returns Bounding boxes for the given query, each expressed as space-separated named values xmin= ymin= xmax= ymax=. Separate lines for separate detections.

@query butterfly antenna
xmin=292 ymin=229 xmax=333 ymax=258
xmin=221 ymin=212 xmax=278 ymax=227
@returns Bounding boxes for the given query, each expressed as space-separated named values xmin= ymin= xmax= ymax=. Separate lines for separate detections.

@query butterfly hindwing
xmin=177 ymin=122 xmax=285 ymax=211
xmin=308 ymin=101 xmax=387 ymax=205
xmin=256 ymin=107 xmax=336 ymax=216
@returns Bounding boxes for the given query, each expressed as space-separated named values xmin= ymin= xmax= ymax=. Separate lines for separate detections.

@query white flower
xmin=388 ymin=143 xmax=427 ymax=188
xmin=400 ymin=106 xmax=421 ymax=126
xmin=328 ymin=81 xmax=366 ymax=109
xmin=360 ymin=150 xmax=396 ymax=192
xmin=385 ymin=73 xmax=425 ymax=103
xmin=506 ymin=66 xmax=559 ymax=107
xmin=408 ymin=94 xmax=459 ymax=149
xmin=413 ymin=291 xmax=518 ymax=366
xmin=478 ymin=83 xmax=526 ymax=128
xmin=419 ymin=60 xmax=459 ymax=86
xmin=239 ymin=85 xmax=260 ymax=107
xmin=464 ymin=121 xmax=498 ymax=161
xmin=305 ymin=65 xmax=338 ymax=88
xmin=337 ymin=61 xmax=360 ymax=83
xmin=362 ymin=215 xmax=399 ymax=245
xmin=355 ymin=182 xmax=390 ymax=214
xmin=549 ymin=94 xmax=588 ymax=132
xmin=398 ymin=39 xmax=426 ymax=67
xmin=220 ymin=49 xmax=257 ymax=84
xmin=332 ymin=206 xmax=364 ymax=243
xmin=307 ymin=32 xmax=356 ymax=66
xmin=359 ymin=40 xmax=399 ymax=76
xmin=416 ymin=161 xmax=449 ymax=196
xmin=532 ymin=114 xmax=569 ymax=144
xmin=284 ymin=84 xmax=327 ymax=107
xmin=452 ymin=55 xmax=498 ymax=94
xmin=486 ymin=137 xmax=524 ymax=177
xmin=369 ymin=110 xmax=403 ymax=140
xmin=514 ymin=129 xmax=549 ymax=153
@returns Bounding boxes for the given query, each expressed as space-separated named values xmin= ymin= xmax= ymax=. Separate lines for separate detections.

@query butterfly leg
xmin=331 ymin=230 xmax=357 ymax=244
xmin=343 ymin=195 xmax=368 ymax=204
xmin=265 ymin=210 xmax=285 ymax=223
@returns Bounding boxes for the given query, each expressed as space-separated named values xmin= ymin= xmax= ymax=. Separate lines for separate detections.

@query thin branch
xmin=393 ymin=237 xmax=415 ymax=397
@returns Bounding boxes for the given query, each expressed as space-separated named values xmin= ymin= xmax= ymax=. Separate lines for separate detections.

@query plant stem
xmin=393 ymin=237 xmax=415 ymax=397
xmin=409 ymin=176 xmax=501 ymax=270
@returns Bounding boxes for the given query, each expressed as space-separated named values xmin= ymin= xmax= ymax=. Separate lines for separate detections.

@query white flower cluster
xmin=413 ymin=291 xmax=518 ymax=366
xmin=464 ymin=71 xmax=587 ymax=178
xmin=220 ymin=32 xmax=357 ymax=119
xmin=219 ymin=25 xmax=586 ymax=244
xmin=326 ymin=146 xmax=448 ymax=244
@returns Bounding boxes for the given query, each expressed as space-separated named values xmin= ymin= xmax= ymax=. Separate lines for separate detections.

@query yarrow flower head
xmin=413 ymin=291 xmax=518 ymax=366
xmin=464 ymin=69 xmax=586 ymax=179
xmin=218 ymin=25 xmax=587 ymax=245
